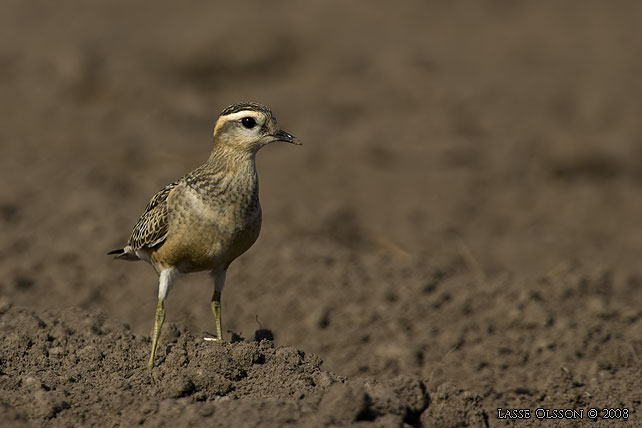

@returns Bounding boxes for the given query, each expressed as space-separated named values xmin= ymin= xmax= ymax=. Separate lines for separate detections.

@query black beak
xmin=273 ymin=129 xmax=302 ymax=145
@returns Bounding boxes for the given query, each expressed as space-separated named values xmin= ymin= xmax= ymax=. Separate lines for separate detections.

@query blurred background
xmin=1 ymin=0 xmax=642 ymax=390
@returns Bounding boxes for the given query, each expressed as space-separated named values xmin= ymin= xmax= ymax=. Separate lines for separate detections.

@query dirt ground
xmin=1 ymin=1 xmax=642 ymax=427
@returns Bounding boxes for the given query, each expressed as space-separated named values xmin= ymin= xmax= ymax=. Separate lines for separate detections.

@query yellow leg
xmin=210 ymin=290 xmax=223 ymax=341
xmin=147 ymin=299 xmax=165 ymax=369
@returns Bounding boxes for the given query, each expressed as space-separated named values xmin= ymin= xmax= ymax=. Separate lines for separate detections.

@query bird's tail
xmin=107 ymin=247 xmax=139 ymax=261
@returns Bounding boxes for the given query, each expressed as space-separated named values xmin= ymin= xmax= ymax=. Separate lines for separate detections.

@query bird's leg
xmin=207 ymin=270 xmax=227 ymax=341
xmin=147 ymin=267 xmax=176 ymax=369
xmin=147 ymin=299 xmax=165 ymax=369
xmin=210 ymin=290 xmax=223 ymax=340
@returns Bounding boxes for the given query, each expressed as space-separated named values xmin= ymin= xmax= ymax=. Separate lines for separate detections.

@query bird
xmin=108 ymin=102 xmax=301 ymax=369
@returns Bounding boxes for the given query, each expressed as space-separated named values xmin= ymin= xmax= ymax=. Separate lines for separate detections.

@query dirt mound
xmin=0 ymin=303 xmax=429 ymax=427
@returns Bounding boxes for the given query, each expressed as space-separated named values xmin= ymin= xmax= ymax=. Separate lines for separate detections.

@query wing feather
xmin=127 ymin=181 xmax=180 ymax=250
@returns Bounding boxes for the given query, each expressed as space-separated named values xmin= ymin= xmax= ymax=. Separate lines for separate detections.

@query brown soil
xmin=1 ymin=1 xmax=642 ymax=427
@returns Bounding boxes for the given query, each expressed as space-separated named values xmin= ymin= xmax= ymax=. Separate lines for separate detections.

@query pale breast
xmin=152 ymin=175 xmax=261 ymax=273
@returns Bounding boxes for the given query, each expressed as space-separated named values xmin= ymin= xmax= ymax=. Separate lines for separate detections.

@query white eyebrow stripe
xmin=222 ymin=111 xmax=262 ymax=122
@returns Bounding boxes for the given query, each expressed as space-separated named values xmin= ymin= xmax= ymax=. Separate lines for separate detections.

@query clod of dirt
xmin=316 ymin=376 xmax=430 ymax=426
xmin=0 ymin=403 xmax=30 ymax=428
xmin=421 ymin=382 xmax=489 ymax=428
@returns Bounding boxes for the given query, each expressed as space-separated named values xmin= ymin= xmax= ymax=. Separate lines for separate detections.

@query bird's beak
xmin=273 ymin=129 xmax=302 ymax=145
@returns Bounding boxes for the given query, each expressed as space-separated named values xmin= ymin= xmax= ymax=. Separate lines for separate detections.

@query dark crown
xmin=220 ymin=102 xmax=276 ymax=122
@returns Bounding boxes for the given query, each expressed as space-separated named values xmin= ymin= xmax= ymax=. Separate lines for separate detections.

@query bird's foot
xmin=124 ymin=365 xmax=155 ymax=380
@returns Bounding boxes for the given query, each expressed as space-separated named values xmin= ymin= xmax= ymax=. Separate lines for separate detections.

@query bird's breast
xmin=157 ymin=177 xmax=261 ymax=272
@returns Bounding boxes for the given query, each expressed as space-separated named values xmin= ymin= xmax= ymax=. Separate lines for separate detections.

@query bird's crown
xmin=220 ymin=102 xmax=276 ymax=122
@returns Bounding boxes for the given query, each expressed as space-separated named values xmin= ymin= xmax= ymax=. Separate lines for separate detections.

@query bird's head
xmin=212 ymin=102 xmax=301 ymax=154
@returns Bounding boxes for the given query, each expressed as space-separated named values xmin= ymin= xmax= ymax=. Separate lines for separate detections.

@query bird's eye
xmin=241 ymin=117 xmax=256 ymax=129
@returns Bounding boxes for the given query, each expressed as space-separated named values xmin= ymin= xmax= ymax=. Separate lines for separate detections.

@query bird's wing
xmin=143 ymin=180 xmax=180 ymax=212
xmin=127 ymin=181 xmax=181 ymax=250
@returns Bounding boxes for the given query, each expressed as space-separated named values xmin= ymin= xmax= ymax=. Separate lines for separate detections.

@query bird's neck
xmin=201 ymin=146 xmax=259 ymax=202
xmin=206 ymin=145 xmax=257 ymax=175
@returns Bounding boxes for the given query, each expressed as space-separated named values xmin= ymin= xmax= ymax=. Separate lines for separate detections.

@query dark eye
xmin=241 ymin=117 xmax=256 ymax=129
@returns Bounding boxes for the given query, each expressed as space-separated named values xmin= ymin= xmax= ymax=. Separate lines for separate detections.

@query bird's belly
xmin=154 ymin=200 xmax=261 ymax=273
xmin=200 ymin=209 xmax=262 ymax=268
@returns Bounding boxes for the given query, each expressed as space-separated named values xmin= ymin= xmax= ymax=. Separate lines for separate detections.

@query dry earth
xmin=1 ymin=1 xmax=642 ymax=427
